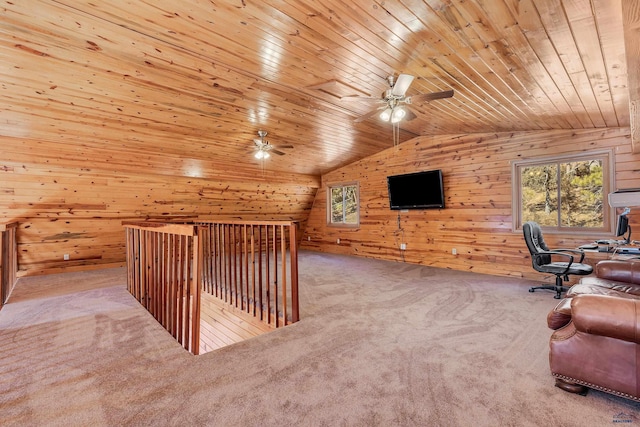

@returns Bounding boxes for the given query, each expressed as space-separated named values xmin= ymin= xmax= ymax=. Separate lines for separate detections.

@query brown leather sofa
xmin=547 ymin=259 xmax=640 ymax=401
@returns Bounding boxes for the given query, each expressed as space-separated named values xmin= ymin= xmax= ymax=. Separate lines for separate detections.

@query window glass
xmin=328 ymin=183 xmax=359 ymax=227
xmin=514 ymin=152 xmax=612 ymax=233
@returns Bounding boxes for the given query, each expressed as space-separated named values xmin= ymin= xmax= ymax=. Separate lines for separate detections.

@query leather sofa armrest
xmin=595 ymin=260 xmax=640 ymax=284
xmin=571 ymin=294 xmax=640 ymax=344
xmin=547 ymin=298 xmax=572 ymax=330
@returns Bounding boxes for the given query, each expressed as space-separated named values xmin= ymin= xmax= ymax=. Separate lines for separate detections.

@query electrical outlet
xmin=337 ymin=238 xmax=340 ymax=244
xmin=400 ymin=243 xmax=407 ymax=250
xmin=63 ymin=254 xmax=70 ymax=261
xmin=452 ymin=248 xmax=457 ymax=255
xmin=307 ymin=236 xmax=311 ymax=241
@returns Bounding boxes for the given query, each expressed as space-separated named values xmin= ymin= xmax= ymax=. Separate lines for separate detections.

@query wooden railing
xmin=198 ymin=220 xmax=299 ymax=328
xmin=1 ymin=222 xmax=18 ymax=309
xmin=124 ymin=222 xmax=202 ymax=354
xmin=123 ymin=220 xmax=299 ymax=355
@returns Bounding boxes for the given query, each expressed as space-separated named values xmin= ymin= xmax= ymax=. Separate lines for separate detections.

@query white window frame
xmin=511 ymin=150 xmax=615 ymax=234
xmin=327 ymin=182 xmax=360 ymax=228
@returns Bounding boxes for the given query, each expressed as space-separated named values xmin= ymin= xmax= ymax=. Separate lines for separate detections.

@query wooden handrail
xmin=121 ymin=221 xmax=198 ymax=235
xmin=123 ymin=220 xmax=300 ymax=355
xmin=1 ymin=222 xmax=19 ymax=309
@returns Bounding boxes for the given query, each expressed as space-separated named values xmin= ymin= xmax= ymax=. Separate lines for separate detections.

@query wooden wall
xmin=301 ymin=127 xmax=640 ymax=282
xmin=1 ymin=137 xmax=319 ymax=276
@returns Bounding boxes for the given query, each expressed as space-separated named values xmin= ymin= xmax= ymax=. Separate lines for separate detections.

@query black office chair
xmin=523 ymin=221 xmax=593 ymax=299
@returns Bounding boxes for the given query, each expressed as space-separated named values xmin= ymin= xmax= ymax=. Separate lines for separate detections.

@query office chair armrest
xmin=535 ymin=250 xmax=575 ymax=273
xmin=553 ymin=248 xmax=586 ymax=263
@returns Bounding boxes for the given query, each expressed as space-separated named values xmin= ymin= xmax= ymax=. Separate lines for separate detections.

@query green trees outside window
xmin=328 ymin=183 xmax=359 ymax=226
xmin=514 ymin=151 xmax=612 ymax=232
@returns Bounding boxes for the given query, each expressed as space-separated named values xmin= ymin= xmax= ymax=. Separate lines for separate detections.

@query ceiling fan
xmin=252 ymin=130 xmax=292 ymax=159
xmin=352 ymin=74 xmax=454 ymax=123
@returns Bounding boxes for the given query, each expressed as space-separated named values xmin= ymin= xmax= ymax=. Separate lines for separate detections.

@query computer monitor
xmin=616 ymin=214 xmax=631 ymax=243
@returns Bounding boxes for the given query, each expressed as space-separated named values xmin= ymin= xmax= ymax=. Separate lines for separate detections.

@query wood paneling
xmin=1 ymin=141 xmax=319 ymax=276
xmin=623 ymin=0 xmax=640 ymax=151
xmin=0 ymin=1 xmax=631 ymax=177
xmin=301 ymin=128 xmax=640 ymax=282
xmin=0 ymin=1 xmax=636 ymax=278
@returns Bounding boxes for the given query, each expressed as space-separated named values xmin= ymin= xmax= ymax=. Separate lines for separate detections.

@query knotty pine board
xmin=1 ymin=139 xmax=319 ymax=276
xmin=300 ymin=127 xmax=640 ymax=283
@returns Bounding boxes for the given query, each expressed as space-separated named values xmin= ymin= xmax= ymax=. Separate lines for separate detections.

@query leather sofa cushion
xmin=571 ymin=294 xmax=640 ymax=344
xmin=568 ymin=279 xmax=640 ymax=297
xmin=548 ymin=278 xmax=640 ymax=330
xmin=595 ymin=259 xmax=640 ymax=285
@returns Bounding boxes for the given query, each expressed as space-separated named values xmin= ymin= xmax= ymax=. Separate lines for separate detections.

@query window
xmin=327 ymin=182 xmax=359 ymax=227
xmin=512 ymin=151 xmax=614 ymax=233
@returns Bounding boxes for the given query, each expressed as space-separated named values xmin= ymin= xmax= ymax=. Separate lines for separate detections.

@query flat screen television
xmin=387 ymin=170 xmax=445 ymax=210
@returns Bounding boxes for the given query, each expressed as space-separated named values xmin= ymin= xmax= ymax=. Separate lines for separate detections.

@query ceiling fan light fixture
xmin=254 ymin=150 xmax=265 ymax=160
xmin=380 ymin=107 xmax=392 ymax=122
xmin=391 ymin=107 xmax=406 ymax=123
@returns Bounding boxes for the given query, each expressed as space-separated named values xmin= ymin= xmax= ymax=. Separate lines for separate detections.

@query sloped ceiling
xmin=0 ymin=0 xmax=630 ymax=176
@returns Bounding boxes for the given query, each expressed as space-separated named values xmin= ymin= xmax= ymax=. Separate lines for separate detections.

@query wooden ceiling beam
xmin=622 ymin=0 xmax=640 ymax=152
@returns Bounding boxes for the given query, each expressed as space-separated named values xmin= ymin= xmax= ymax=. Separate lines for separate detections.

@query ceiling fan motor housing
xmin=383 ymin=89 xmax=394 ymax=100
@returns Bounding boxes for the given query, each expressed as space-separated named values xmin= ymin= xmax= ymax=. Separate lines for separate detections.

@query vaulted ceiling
xmin=0 ymin=0 xmax=633 ymax=176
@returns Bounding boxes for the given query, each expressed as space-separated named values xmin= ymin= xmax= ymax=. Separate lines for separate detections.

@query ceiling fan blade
xmin=277 ymin=145 xmax=294 ymax=149
xmin=391 ymin=74 xmax=415 ymax=97
xmin=409 ymin=89 xmax=454 ymax=104
xmin=270 ymin=149 xmax=286 ymax=156
xmin=354 ymin=107 xmax=384 ymax=123
xmin=253 ymin=139 xmax=265 ymax=147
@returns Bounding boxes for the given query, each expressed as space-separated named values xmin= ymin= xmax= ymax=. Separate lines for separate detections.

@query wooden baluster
xmin=281 ymin=224 xmax=287 ymax=326
xmin=210 ymin=225 xmax=215 ymax=295
xmin=250 ymin=224 xmax=256 ymax=316
xmin=216 ymin=223 xmax=222 ymax=299
xmin=134 ymin=229 xmax=141 ymax=302
xmin=200 ymin=227 xmax=207 ymax=294
xmin=140 ymin=231 xmax=148 ymax=309
xmin=258 ymin=225 xmax=264 ymax=322
xmin=183 ymin=235 xmax=191 ymax=352
xmin=225 ymin=223 xmax=229 ymax=304
xmin=176 ymin=234 xmax=184 ymax=345
xmin=160 ymin=232 xmax=167 ymax=330
xmin=124 ymin=228 xmax=131 ymax=297
xmin=242 ymin=224 xmax=248 ymax=313
xmin=214 ymin=224 xmax=219 ymax=298
xmin=232 ymin=224 xmax=238 ymax=308
xmin=165 ymin=233 xmax=172 ymax=337
xmin=274 ymin=224 xmax=279 ymax=327
xmin=151 ymin=231 xmax=158 ymax=320
xmin=289 ymin=223 xmax=299 ymax=322
xmin=265 ymin=225 xmax=271 ymax=327
xmin=172 ymin=233 xmax=178 ymax=341
xmin=191 ymin=230 xmax=201 ymax=355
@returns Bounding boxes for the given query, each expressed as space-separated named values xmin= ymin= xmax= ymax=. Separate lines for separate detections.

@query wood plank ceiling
xmin=0 ymin=0 xmax=630 ymax=176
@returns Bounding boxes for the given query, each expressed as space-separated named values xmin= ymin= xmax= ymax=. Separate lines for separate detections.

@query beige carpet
xmin=1 ymin=250 xmax=639 ymax=426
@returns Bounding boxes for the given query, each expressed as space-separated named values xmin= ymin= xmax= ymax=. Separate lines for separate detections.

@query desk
xmin=581 ymin=249 xmax=639 ymax=269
